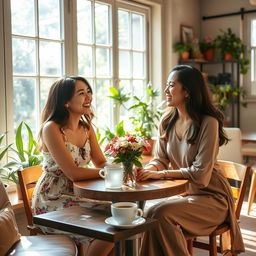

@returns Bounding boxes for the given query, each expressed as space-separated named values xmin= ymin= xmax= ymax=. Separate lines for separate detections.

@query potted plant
xmin=215 ymin=28 xmax=249 ymax=74
xmin=0 ymin=133 xmax=14 ymax=190
xmin=210 ymin=84 xmax=247 ymax=110
xmin=0 ymin=121 xmax=42 ymax=199
xmin=108 ymin=84 xmax=165 ymax=155
xmin=200 ymin=36 xmax=216 ymax=61
xmin=174 ymin=42 xmax=191 ymax=60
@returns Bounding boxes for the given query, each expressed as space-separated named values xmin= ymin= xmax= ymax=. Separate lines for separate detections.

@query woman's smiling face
xmin=165 ymin=71 xmax=189 ymax=108
xmin=66 ymin=80 xmax=92 ymax=115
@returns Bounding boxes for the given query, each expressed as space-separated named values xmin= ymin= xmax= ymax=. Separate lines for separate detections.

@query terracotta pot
xmin=224 ymin=53 xmax=233 ymax=61
xmin=181 ymin=51 xmax=189 ymax=61
xmin=204 ymin=48 xmax=215 ymax=61
xmin=142 ymin=139 xmax=155 ymax=156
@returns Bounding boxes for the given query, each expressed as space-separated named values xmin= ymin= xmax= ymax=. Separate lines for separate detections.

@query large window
xmin=11 ymin=0 xmax=64 ymax=135
xmin=4 ymin=0 xmax=149 ymax=137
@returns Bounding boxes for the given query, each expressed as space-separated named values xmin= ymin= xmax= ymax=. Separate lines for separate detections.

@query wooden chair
xmin=17 ymin=165 xmax=43 ymax=235
xmin=0 ymin=179 xmax=77 ymax=256
xmin=187 ymin=160 xmax=251 ymax=256
xmin=247 ymin=168 xmax=256 ymax=215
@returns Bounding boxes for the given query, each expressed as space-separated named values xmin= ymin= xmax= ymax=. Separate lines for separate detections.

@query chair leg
xmin=187 ymin=239 xmax=194 ymax=256
xmin=247 ymin=170 xmax=256 ymax=215
xmin=209 ymin=236 xmax=217 ymax=256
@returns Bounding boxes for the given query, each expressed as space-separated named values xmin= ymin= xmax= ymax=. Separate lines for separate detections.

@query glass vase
xmin=122 ymin=161 xmax=136 ymax=187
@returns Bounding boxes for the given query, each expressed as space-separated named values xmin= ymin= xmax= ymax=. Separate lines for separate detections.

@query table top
xmin=33 ymin=206 xmax=158 ymax=243
xmin=74 ymin=179 xmax=188 ymax=202
xmin=242 ymin=132 xmax=256 ymax=144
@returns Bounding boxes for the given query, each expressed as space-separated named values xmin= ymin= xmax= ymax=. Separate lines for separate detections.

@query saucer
xmin=105 ymin=216 xmax=145 ymax=229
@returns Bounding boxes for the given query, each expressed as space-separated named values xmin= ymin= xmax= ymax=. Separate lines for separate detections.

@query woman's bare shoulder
xmin=42 ymin=121 xmax=61 ymax=135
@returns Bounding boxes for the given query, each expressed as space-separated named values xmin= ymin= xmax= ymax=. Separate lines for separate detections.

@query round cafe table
xmin=73 ymin=178 xmax=188 ymax=255
xmin=73 ymin=178 xmax=188 ymax=203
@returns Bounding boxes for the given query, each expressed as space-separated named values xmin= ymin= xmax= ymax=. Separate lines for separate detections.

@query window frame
xmin=243 ymin=13 xmax=256 ymax=100
xmin=1 ymin=0 xmax=151 ymax=142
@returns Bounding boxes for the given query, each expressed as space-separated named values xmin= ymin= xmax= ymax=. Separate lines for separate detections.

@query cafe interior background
xmin=0 ymin=0 xmax=256 ymax=255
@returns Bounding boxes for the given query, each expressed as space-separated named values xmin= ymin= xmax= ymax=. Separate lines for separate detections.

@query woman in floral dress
xmin=32 ymin=76 xmax=113 ymax=256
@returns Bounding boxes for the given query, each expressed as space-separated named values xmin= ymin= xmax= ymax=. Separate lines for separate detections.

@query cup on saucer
xmin=111 ymin=202 xmax=143 ymax=225
xmin=99 ymin=164 xmax=124 ymax=189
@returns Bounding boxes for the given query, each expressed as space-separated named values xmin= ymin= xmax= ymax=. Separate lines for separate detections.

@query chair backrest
xmin=217 ymin=160 xmax=251 ymax=219
xmin=17 ymin=166 xmax=43 ymax=226
xmin=217 ymin=127 xmax=243 ymax=164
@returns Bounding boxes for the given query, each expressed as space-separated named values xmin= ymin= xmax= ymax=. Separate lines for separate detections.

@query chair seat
xmin=242 ymin=143 xmax=256 ymax=157
xmin=8 ymin=235 xmax=77 ymax=256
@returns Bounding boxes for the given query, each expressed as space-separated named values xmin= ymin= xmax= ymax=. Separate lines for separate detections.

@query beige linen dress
xmin=140 ymin=116 xmax=244 ymax=256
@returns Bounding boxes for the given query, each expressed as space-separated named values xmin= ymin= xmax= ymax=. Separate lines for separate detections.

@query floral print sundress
xmin=32 ymin=138 xmax=110 ymax=243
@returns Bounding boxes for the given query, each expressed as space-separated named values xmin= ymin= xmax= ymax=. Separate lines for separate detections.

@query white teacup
xmin=99 ymin=165 xmax=124 ymax=189
xmin=111 ymin=202 xmax=143 ymax=225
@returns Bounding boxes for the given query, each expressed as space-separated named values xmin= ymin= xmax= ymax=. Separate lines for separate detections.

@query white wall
xmin=200 ymin=0 xmax=256 ymax=133
xmin=163 ymin=0 xmax=201 ymax=78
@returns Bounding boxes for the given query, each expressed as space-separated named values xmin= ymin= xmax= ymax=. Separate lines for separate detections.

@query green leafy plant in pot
xmin=174 ymin=42 xmax=191 ymax=60
xmin=215 ymin=28 xmax=249 ymax=74
xmin=0 ymin=122 xmax=42 ymax=198
xmin=108 ymin=84 xmax=164 ymax=155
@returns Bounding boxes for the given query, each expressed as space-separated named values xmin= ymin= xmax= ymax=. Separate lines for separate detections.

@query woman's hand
xmin=136 ymin=168 xmax=163 ymax=181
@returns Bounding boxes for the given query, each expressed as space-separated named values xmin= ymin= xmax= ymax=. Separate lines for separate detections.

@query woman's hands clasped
xmin=136 ymin=167 xmax=164 ymax=181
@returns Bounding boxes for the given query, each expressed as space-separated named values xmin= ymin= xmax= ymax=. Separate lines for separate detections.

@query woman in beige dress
xmin=137 ymin=65 xmax=244 ymax=256
xmin=32 ymin=76 xmax=113 ymax=256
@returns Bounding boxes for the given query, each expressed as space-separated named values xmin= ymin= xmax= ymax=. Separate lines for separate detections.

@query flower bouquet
xmin=104 ymin=134 xmax=150 ymax=186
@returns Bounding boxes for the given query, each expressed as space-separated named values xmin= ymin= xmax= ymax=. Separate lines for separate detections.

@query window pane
xmin=40 ymin=78 xmax=56 ymax=110
xmin=40 ymin=41 xmax=63 ymax=76
xmin=95 ymin=3 xmax=110 ymax=45
xmin=77 ymin=0 xmax=92 ymax=44
xmin=13 ymin=78 xmax=36 ymax=134
xmin=132 ymin=13 xmax=144 ymax=50
xmin=96 ymin=47 xmax=111 ymax=77
xmin=132 ymin=52 xmax=144 ymax=78
xmin=119 ymin=51 xmax=130 ymax=78
xmin=118 ymin=10 xmax=130 ymax=49
xmin=78 ymin=45 xmax=93 ymax=77
xmin=39 ymin=0 xmax=61 ymax=40
xmin=11 ymin=0 xmax=35 ymax=36
xmin=132 ymin=80 xmax=144 ymax=98
xmin=251 ymin=20 xmax=256 ymax=47
xmin=12 ymin=38 xmax=36 ymax=75
xmin=94 ymin=80 xmax=112 ymax=129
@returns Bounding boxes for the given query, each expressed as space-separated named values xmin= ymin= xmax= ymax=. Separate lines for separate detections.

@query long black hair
xmin=160 ymin=65 xmax=228 ymax=146
xmin=38 ymin=76 xmax=93 ymax=146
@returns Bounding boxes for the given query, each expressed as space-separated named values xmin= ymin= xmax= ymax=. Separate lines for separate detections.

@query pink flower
xmin=112 ymin=136 xmax=119 ymax=142
xmin=35 ymin=207 xmax=47 ymax=215
xmin=64 ymin=201 xmax=77 ymax=208
xmin=204 ymin=36 xmax=213 ymax=43
xmin=55 ymin=169 xmax=63 ymax=176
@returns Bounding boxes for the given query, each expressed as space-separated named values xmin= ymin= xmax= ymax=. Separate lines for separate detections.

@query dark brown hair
xmin=38 ymin=76 xmax=93 ymax=147
xmin=161 ymin=65 xmax=228 ymax=146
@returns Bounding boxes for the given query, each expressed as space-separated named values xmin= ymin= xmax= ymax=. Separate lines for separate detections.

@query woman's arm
xmin=42 ymin=122 xmax=100 ymax=181
xmin=89 ymin=125 xmax=107 ymax=168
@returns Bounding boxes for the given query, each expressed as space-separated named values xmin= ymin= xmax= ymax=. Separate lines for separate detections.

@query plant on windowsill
xmin=108 ymin=84 xmax=165 ymax=154
xmin=0 ymin=122 xmax=43 ymax=198
xmin=215 ymin=28 xmax=249 ymax=74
